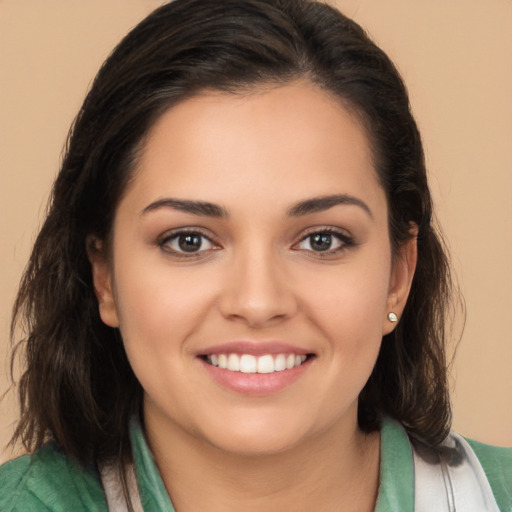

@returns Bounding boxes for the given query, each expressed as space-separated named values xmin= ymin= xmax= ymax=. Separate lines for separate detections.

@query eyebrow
xmin=287 ymin=194 xmax=373 ymax=219
xmin=141 ymin=198 xmax=228 ymax=218
xmin=141 ymin=193 xmax=372 ymax=219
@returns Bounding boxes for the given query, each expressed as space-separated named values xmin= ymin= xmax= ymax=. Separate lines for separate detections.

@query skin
xmin=90 ymin=82 xmax=417 ymax=511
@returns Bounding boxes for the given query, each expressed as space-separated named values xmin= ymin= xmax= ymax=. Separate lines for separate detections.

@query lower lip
xmin=199 ymin=357 xmax=312 ymax=396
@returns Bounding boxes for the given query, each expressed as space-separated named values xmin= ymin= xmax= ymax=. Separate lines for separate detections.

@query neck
xmin=144 ymin=407 xmax=381 ymax=512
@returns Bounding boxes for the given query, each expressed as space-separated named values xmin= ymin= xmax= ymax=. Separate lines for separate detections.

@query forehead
xmin=123 ymin=82 xmax=386 ymax=218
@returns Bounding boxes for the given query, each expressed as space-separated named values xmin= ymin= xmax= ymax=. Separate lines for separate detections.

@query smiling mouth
xmin=202 ymin=353 xmax=312 ymax=374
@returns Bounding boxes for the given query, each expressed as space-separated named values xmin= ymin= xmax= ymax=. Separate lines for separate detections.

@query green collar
xmin=130 ymin=422 xmax=176 ymax=511
xmin=375 ymin=417 xmax=414 ymax=511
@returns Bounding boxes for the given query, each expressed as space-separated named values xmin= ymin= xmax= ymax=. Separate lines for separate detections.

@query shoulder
xmin=466 ymin=437 xmax=512 ymax=512
xmin=0 ymin=443 xmax=107 ymax=512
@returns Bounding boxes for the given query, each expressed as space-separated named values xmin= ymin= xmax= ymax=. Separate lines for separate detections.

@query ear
xmin=86 ymin=236 xmax=119 ymax=328
xmin=382 ymin=226 xmax=418 ymax=335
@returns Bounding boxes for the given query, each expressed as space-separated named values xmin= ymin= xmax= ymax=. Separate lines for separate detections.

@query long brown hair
xmin=10 ymin=0 xmax=453 ymax=473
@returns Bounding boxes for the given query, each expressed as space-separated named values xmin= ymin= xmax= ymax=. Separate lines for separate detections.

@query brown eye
xmin=298 ymin=231 xmax=345 ymax=252
xmin=160 ymin=231 xmax=216 ymax=254
xmin=178 ymin=233 xmax=203 ymax=252
xmin=310 ymin=233 xmax=334 ymax=251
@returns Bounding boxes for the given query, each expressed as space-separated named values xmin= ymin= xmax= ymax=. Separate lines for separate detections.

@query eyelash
xmin=156 ymin=227 xmax=355 ymax=259
xmin=157 ymin=229 xmax=219 ymax=259
xmin=293 ymin=228 xmax=355 ymax=257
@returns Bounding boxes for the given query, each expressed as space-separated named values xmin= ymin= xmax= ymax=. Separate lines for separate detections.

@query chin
xmin=207 ymin=430 xmax=307 ymax=458
xmin=193 ymin=412 xmax=324 ymax=458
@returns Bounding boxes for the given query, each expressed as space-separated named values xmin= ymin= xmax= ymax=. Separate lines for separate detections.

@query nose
xmin=218 ymin=246 xmax=298 ymax=328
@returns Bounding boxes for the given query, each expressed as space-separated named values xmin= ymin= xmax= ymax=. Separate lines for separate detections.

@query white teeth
xmin=257 ymin=354 xmax=274 ymax=374
xmin=274 ymin=354 xmax=286 ymax=372
xmin=227 ymin=353 xmax=240 ymax=371
xmin=240 ymin=354 xmax=257 ymax=373
xmin=206 ymin=352 xmax=308 ymax=374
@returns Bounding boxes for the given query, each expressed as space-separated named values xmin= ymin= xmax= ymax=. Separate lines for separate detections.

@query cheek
xmin=112 ymin=265 xmax=218 ymax=416
xmin=112 ymin=258 xmax=217 ymax=361
xmin=300 ymin=257 xmax=391 ymax=339
xmin=297 ymin=253 xmax=392 ymax=401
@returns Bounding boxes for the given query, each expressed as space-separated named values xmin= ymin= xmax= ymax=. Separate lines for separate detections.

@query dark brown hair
xmin=10 ymin=0 xmax=453 ymax=472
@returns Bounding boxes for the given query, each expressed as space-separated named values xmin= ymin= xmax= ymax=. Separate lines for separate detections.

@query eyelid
xmin=157 ymin=227 xmax=221 ymax=256
xmin=292 ymin=226 xmax=355 ymax=255
xmin=296 ymin=226 xmax=353 ymax=243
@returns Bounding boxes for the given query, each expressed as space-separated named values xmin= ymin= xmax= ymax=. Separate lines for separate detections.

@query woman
xmin=1 ymin=0 xmax=511 ymax=510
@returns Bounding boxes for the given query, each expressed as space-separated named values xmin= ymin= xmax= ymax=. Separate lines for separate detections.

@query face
xmin=90 ymin=82 xmax=415 ymax=456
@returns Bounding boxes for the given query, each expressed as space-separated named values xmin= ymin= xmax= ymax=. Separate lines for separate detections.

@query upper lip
xmin=197 ymin=341 xmax=312 ymax=356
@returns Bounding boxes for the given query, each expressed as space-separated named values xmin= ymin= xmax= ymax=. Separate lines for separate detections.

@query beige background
xmin=1 ymin=0 xmax=511 ymax=463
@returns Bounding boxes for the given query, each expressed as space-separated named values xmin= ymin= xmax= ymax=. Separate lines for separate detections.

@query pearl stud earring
xmin=387 ymin=312 xmax=398 ymax=323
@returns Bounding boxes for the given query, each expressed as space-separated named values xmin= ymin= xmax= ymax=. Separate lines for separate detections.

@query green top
xmin=1 ymin=419 xmax=511 ymax=511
